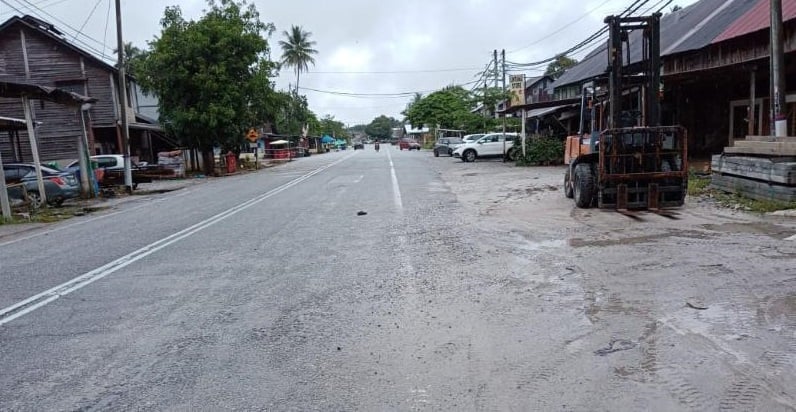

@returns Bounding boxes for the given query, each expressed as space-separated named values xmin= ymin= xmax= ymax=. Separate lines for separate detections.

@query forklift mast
xmin=606 ymin=13 xmax=661 ymax=128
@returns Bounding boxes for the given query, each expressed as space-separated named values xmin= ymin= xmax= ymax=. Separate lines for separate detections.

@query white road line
xmin=386 ymin=148 xmax=403 ymax=212
xmin=354 ymin=175 xmax=364 ymax=184
xmin=0 ymin=153 xmax=356 ymax=326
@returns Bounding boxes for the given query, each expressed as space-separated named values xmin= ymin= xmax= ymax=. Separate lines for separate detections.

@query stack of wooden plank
xmin=711 ymin=136 xmax=796 ymax=202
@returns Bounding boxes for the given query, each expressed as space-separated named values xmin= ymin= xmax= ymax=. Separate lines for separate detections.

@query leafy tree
xmin=404 ymin=92 xmax=423 ymax=112
xmin=136 ymin=0 xmax=275 ymax=175
xmin=471 ymin=86 xmax=511 ymax=115
xmin=318 ymin=115 xmax=347 ymax=138
xmin=544 ymin=54 xmax=578 ymax=79
xmin=365 ymin=115 xmax=400 ymax=141
xmin=403 ymin=85 xmax=485 ymax=132
xmin=115 ymin=42 xmax=144 ymax=76
xmin=279 ymin=25 xmax=318 ymax=92
xmin=348 ymin=124 xmax=368 ymax=133
xmin=273 ymin=91 xmax=315 ymax=135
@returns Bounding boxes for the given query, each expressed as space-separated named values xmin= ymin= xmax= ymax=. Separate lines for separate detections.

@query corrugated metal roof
xmin=554 ymin=0 xmax=758 ymax=89
xmin=713 ymin=0 xmax=796 ymax=43
xmin=663 ymin=0 xmax=757 ymax=54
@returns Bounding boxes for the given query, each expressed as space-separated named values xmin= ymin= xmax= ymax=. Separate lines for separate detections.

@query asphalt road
xmin=1 ymin=145 xmax=795 ymax=410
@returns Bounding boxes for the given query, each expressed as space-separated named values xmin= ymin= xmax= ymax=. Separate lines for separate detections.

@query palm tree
xmin=113 ymin=42 xmax=143 ymax=75
xmin=279 ymin=25 xmax=318 ymax=93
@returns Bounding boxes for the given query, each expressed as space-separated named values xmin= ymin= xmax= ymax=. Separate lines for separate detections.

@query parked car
xmin=3 ymin=163 xmax=79 ymax=207
xmin=65 ymin=155 xmax=155 ymax=188
xmin=433 ymin=137 xmax=464 ymax=157
xmin=353 ymin=141 xmax=364 ymax=150
xmin=399 ymin=138 xmax=421 ymax=150
xmin=462 ymin=133 xmax=485 ymax=144
xmin=452 ymin=133 xmax=519 ymax=162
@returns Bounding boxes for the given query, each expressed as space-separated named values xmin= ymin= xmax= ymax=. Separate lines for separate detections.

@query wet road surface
xmin=1 ymin=146 xmax=795 ymax=410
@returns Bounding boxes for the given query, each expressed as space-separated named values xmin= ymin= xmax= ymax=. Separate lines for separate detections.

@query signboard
xmin=246 ymin=128 xmax=259 ymax=142
xmin=509 ymin=74 xmax=526 ymax=107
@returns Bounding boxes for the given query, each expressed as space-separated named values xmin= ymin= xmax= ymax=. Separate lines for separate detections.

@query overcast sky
xmin=1 ymin=0 xmax=698 ymax=127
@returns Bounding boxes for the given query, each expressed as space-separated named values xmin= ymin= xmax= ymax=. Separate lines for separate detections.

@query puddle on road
xmin=701 ymin=222 xmax=794 ymax=240
xmin=569 ymin=229 xmax=712 ymax=248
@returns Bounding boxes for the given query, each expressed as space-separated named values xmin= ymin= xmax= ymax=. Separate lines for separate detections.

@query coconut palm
xmin=279 ymin=25 xmax=318 ymax=93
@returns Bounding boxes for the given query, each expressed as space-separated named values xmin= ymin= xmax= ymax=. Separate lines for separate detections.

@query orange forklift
xmin=563 ymin=13 xmax=687 ymax=210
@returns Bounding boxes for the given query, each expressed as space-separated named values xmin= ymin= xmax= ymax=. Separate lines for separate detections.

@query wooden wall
xmin=0 ymin=22 xmax=120 ymax=163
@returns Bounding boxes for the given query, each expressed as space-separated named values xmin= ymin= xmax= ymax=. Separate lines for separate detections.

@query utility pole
xmin=493 ymin=50 xmax=499 ymax=120
xmin=483 ymin=78 xmax=488 ymax=130
xmin=521 ymin=74 xmax=526 ymax=158
xmin=501 ymin=49 xmax=507 ymax=162
xmin=115 ymin=0 xmax=133 ymax=192
xmin=770 ymin=0 xmax=787 ymax=137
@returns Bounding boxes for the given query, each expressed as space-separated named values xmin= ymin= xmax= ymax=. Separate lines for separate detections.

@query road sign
xmin=246 ymin=128 xmax=259 ymax=142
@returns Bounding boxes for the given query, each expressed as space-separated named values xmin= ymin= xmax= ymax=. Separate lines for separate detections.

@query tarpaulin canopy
xmin=321 ymin=135 xmax=334 ymax=143
xmin=270 ymin=140 xmax=289 ymax=145
xmin=335 ymin=139 xmax=346 ymax=145
xmin=0 ymin=81 xmax=96 ymax=105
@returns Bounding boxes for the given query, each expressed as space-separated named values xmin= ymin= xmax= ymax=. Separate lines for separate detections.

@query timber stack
xmin=711 ymin=136 xmax=796 ymax=202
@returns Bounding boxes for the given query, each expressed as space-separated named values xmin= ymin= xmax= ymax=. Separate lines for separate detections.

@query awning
xmin=0 ymin=81 xmax=96 ymax=105
xmin=0 ymin=116 xmax=33 ymax=131
xmin=498 ymin=97 xmax=580 ymax=115
xmin=128 ymin=122 xmax=163 ymax=132
xmin=527 ymin=105 xmax=566 ymax=119
xmin=270 ymin=139 xmax=289 ymax=145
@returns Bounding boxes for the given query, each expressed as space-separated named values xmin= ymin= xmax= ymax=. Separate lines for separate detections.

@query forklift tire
xmin=573 ymin=163 xmax=595 ymax=208
xmin=564 ymin=168 xmax=574 ymax=198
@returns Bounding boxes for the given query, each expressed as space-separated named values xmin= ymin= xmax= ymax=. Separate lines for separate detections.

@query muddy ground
xmin=436 ymin=160 xmax=796 ymax=410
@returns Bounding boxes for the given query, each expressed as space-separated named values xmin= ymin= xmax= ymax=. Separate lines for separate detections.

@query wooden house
xmin=0 ymin=15 xmax=167 ymax=165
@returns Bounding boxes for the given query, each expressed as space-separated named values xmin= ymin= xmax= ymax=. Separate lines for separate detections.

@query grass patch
xmin=687 ymin=173 xmax=711 ymax=196
xmin=688 ymin=172 xmax=796 ymax=213
xmin=1 ymin=204 xmax=111 ymax=225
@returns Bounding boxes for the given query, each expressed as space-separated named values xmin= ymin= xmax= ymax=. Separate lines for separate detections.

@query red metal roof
xmin=713 ymin=0 xmax=796 ymax=43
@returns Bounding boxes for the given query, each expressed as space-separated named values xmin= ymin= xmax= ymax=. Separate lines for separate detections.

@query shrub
xmin=515 ymin=136 xmax=565 ymax=166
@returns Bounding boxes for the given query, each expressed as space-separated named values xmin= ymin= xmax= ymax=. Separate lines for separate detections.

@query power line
xmin=508 ymin=0 xmax=614 ymax=54
xmin=0 ymin=0 xmax=24 ymax=14
xmin=503 ymin=0 xmax=651 ymax=69
xmin=72 ymin=0 xmax=103 ymax=44
xmin=9 ymin=0 xmax=115 ymax=59
xmin=102 ymin=0 xmax=111 ymax=60
xmin=305 ymin=67 xmax=484 ymax=75
xmin=300 ymin=79 xmax=481 ymax=99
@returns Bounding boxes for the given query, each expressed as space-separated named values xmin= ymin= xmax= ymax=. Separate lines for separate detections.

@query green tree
xmin=272 ymin=91 xmax=311 ymax=135
xmin=318 ymin=114 xmax=347 ymax=138
xmin=115 ymin=42 xmax=144 ymax=76
xmin=136 ymin=0 xmax=276 ymax=175
xmin=544 ymin=54 xmax=578 ymax=79
xmin=279 ymin=25 xmax=318 ymax=92
xmin=365 ymin=115 xmax=400 ymax=141
xmin=349 ymin=124 xmax=368 ymax=134
xmin=403 ymin=85 xmax=485 ymax=132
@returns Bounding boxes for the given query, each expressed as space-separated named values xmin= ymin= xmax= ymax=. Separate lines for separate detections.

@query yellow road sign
xmin=246 ymin=128 xmax=259 ymax=142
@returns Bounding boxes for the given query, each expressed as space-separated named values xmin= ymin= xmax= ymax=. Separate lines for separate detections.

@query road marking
xmin=354 ymin=175 xmax=364 ymax=184
xmin=0 ymin=153 xmax=356 ymax=326
xmin=386 ymin=148 xmax=403 ymax=212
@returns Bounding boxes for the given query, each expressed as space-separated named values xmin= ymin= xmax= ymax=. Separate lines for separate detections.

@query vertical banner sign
xmin=509 ymin=74 xmax=525 ymax=107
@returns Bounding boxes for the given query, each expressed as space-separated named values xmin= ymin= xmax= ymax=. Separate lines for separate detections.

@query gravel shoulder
xmin=434 ymin=159 xmax=796 ymax=410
